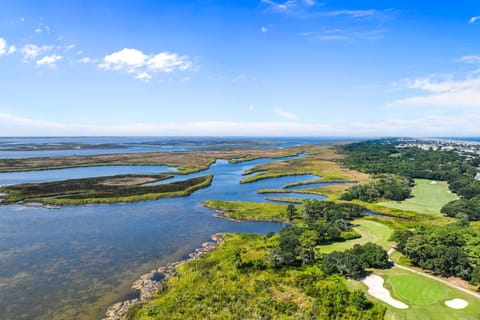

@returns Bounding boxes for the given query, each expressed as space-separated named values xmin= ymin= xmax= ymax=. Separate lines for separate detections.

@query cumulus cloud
xmin=98 ymin=48 xmax=191 ymax=80
xmin=275 ymin=107 xmax=299 ymax=119
xmin=21 ymin=44 xmax=54 ymax=60
xmin=36 ymin=54 xmax=62 ymax=67
xmin=0 ymin=38 xmax=6 ymax=55
xmin=469 ymin=16 xmax=480 ymax=24
xmin=261 ymin=26 xmax=269 ymax=33
xmin=0 ymin=38 xmax=16 ymax=56
xmin=388 ymin=75 xmax=480 ymax=108
xmin=136 ymin=72 xmax=152 ymax=81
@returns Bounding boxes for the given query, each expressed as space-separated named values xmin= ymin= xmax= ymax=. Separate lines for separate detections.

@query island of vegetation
xmin=0 ymin=144 xmax=313 ymax=174
xmin=0 ymin=174 xmax=213 ymax=205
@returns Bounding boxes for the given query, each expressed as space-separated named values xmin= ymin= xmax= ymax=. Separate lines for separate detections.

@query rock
xmin=103 ymin=233 xmax=224 ymax=320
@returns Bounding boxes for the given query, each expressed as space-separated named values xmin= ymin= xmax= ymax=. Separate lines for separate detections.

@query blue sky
xmin=1 ymin=0 xmax=480 ymax=136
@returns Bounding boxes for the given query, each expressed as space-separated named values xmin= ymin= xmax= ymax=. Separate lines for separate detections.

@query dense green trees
xmin=340 ymin=174 xmax=412 ymax=202
xmin=390 ymin=224 xmax=474 ymax=280
xmin=303 ymin=200 xmax=364 ymax=222
xmin=441 ymin=198 xmax=480 ymax=221
xmin=340 ymin=140 xmax=480 ymax=220
xmin=321 ymin=243 xmax=390 ymax=279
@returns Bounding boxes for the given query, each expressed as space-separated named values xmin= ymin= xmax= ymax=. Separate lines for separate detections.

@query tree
xmin=286 ymin=204 xmax=297 ymax=222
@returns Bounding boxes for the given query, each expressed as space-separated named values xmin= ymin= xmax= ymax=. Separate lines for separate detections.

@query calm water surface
xmin=0 ymin=152 xmax=327 ymax=320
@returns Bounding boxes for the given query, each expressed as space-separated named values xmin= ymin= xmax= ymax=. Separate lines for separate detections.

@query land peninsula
xmin=100 ymin=139 xmax=480 ymax=320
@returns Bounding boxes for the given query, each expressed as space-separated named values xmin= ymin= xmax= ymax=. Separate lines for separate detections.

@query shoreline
xmin=203 ymin=202 xmax=288 ymax=223
xmin=103 ymin=233 xmax=224 ymax=320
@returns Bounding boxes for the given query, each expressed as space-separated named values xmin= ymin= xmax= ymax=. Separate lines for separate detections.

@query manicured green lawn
xmin=378 ymin=179 xmax=458 ymax=214
xmin=376 ymin=268 xmax=480 ymax=320
xmin=318 ymin=219 xmax=393 ymax=253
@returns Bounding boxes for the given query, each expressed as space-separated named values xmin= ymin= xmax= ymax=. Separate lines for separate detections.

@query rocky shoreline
xmin=103 ymin=233 xmax=224 ymax=320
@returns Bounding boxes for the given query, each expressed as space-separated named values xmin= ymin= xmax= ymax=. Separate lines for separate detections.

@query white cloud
xmin=261 ymin=26 xmax=269 ymax=33
xmin=469 ymin=16 xmax=480 ymax=24
xmin=99 ymin=48 xmax=191 ymax=80
xmin=35 ymin=28 xmax=42 ymax=33
xmin=249 ymin=104 xmax=255 ymax=110
xmin=388 ymin=75 xmax=480 ymax=108
xmin=148 ymin=52 xmax=191 ymax=72
xmin=0 ymin=39 xmax=17 ymax=56
xmin=1 ymin=112 xmax=480 ymax=136
xmin=457 ymin=55 xmax=480 ymax=64
xmin=298 ymin=29 xmax=384 ymax=42
xmin=36 ymin=54 xmax=62 ymax=67
xmin=7 ymin=45 xmax=16 ymax=54
xmin=261 ymin=0 xmax=297 ymax=12
xmin=326 ymin=10 xmax=379 ymax=18
xmin=78 ymin=57 xmax=96 ymax=64
xmin=275 ymin=107 xmax=299 ymax=119
xmin=21 ymin=44 xmax=54 ymax=60
xmin=136 ymin=72 xmax=152 ymax=81
xmin=303 ymin=0 xmax=315 ymax=5
xmin=0 ymin=38 xmax=6 ymax=55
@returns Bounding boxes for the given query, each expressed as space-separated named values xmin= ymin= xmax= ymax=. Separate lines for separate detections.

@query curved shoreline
xmin=203 ymin=202 xmax=288 ymax=223
xmin=103 ymin=233 xmax=224 ymax=320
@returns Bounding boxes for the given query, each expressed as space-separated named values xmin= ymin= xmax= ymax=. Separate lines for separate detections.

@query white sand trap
xmin=445 ymin=298 xmax=469 ymax=309
xmin=430 ymin=181 xmax=437 ymax=184
xmin=362 ymin=274 xmax=409 ymax=309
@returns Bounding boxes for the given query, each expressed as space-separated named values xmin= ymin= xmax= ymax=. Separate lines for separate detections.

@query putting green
xmin=378 ymin=179 xmax=457 ymax=214
xmin=377 ymin=268 xmax=480 ymax=320
xmin=318 ymin=219 xmax=393 ymax=253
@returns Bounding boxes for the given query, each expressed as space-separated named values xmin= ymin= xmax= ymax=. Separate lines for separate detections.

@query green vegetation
xmin=375 ymin=268 xmax=480 ymax=320
xmin=442 ymin=198 xmax=480 ymax=221
xmin=0 ymin=145 xmax=310 ymax=174
xmin=341 ymin=174 xmax=412 ymax=202
xmin=0 ymin=174 xmax=213 ymax=205
xmin=378 ymin=179 xmax=458 ymax=214
xmin=340 ymin=140 xmax=480 ymax=220
xmin=322 ymin=243 xmax=390 ymax=279
xmin=390 ymin=222 xmax=479 ymax=283
xmin=132 ymin=233 xmax=386 ymax=320
xmin=241 ymin=146 xmax=369 ymax=184
xmin=203 ymin=200 xmax=289 ymax=221
xmin=318 ymin=219 xmax=393 ymax=253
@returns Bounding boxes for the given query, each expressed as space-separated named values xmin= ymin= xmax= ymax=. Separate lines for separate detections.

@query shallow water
xmin=0 ymin=151 xmax=326 ymax=320
xmin=0 ymin=165 xmax=177 ymax=186
xmin=0 ymin=137 xmax=349 ymax=158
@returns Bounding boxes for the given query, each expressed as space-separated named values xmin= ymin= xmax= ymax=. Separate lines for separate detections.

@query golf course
xmin=377 ymin=179 xmax=458 ymax=214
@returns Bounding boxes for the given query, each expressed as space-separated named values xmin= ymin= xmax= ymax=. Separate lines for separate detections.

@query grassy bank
xmin=240 ymin=146 xmax=369 ymax=184
xmin=0 ymin=145 xmax=311 ymax=174
xmin=0 ymin=174 xmax=213 ymax=205
xmin=203 ymin=200 xmax=289 ymax=222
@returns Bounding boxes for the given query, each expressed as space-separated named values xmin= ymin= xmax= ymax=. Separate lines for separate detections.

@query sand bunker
xmin=362 ymin=274 xmax=409 ymax=309
xmin=430 ymin=181 xmax=437 ymax=184
xmin=445 ymin=298 xmax=469 ymax=309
